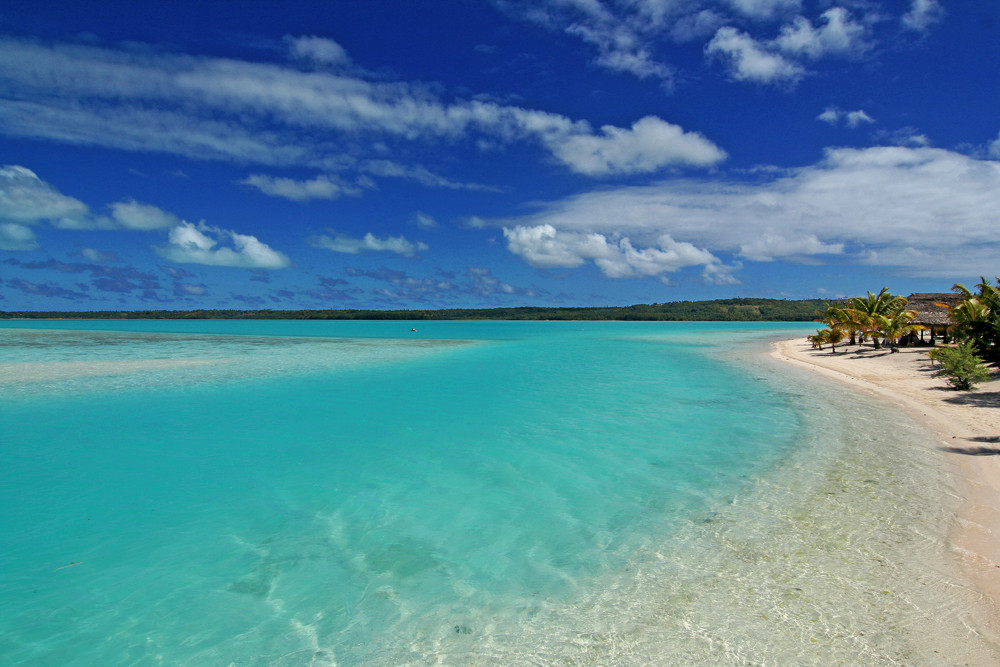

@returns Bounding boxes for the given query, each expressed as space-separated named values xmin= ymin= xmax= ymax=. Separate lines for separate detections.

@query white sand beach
xmin=772 ymin=337 xmax=1000 ymax=643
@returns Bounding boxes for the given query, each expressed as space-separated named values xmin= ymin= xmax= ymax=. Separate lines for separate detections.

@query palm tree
xmin=808 ymin=329 xmax=829 ymax=350
xmin=825 ymin=326 xmax=846 ymax=353
xmin=845 ymin=288 xmax=910 ymax=350
xmin=879 ymin=309 xmax=922 ymax=353
xmin=946 ymin=277 xmax=1000 ymax=357
xmin=819 ymin=303 xmax=857 ymax=345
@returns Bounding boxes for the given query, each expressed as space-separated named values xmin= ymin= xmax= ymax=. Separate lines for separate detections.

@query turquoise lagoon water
xmin=0 ymin=320 xmax=995 ymax=665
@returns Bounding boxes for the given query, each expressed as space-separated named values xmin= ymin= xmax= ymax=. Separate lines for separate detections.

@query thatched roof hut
xmin=904 ymin=293 xmax=957 ymax=327
xmin=904 ymin=293 xmax=960 ymax=344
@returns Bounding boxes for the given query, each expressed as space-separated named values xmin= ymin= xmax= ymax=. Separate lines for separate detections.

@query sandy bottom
xmin=772 ymin=337 xmax=1000 ymax=643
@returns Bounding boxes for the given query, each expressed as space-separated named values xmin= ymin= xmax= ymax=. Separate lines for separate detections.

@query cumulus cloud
xmin=545 ymin=116 xmax=726 ymax=176
xmin=0 ymin=165 xmax=191 ymax=235
xmin=241 ymin=173 xmax=363 ymax=201
xmin=0 ymin=222 xmax=39 ymax=250
xmin=902 ymin=0 xmax=944 ymax=32
xmin=502 ymin=224 xmax=725 ymax=279
xmin=496 ymin=0 xmax=910 ymax=91
xmin=706 ymin=27 xmax=804 ymax=84
xmin=156 ymin=221 xmax=292 ymax=269
xmin=491 ymin=146 xmax=1000 ymax=278
xmin=774 ymin=8 xmax=869 ymax=59
xmin=0 ymin=165 xmax=90 ymax=227
xmin=817 ymin=107 xmax=875 ymax=128
xmin=309 ymin=231 xmax=429 ymax=257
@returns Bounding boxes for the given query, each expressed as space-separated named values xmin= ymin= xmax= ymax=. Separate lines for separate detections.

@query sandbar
xmin=772 ymin=337 xmax=1000 ymax=644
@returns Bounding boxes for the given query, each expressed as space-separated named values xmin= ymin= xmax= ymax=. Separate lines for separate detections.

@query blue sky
xmin=1 ymin=0 xmax=997 ymax=311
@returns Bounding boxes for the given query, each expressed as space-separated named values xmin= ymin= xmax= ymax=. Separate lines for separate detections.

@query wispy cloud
xmin=241 ymin=173 xmax=364 ymax=201
xmin=0 ymin=37 xmax=724 ymax=180
xmin=284 ymin=35 xmax=351 ymax=67
xmin=724 ymin=0 xmax=801 ymax=21
xmin=902 ymin=0 xmax=944 ymax=32
xmin=309 ymin=231 xmax=429 ymax=257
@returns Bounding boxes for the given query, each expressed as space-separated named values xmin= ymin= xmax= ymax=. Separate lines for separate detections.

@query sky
xmin=0 ymin=0 xmax=998 ymax=311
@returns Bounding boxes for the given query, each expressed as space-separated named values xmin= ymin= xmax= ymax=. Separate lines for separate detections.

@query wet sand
xmin=772 ymin=337 xmax=1000 ymax=644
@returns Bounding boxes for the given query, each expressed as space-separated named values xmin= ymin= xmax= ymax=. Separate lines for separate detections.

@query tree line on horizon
xmin=0 ymin=298 xmax=829 ymax=322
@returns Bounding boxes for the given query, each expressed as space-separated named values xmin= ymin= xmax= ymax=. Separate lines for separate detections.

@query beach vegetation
xmin=818 ymin=304 xmax=857 ymax=345
xmin=808 ymin=329 xmax=828 ymax=349
xmin=878 ymin=308 xmax=922 ymax=353
xmin=844 ymin=288 xmax=911 ymax=350
xmin=935 ymin=342 xmax=992 ymax=390
xmin=809 ymin=326 xmax=845 ymax=352
xmin=944 ymin=277 xmax=1000 ymax=360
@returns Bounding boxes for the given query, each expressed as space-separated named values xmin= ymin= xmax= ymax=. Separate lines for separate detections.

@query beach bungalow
xmin=901 ymin=293 xmax=957 ymax=345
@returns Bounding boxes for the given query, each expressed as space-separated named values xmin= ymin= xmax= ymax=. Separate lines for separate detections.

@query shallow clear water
xmin=0 ymin=320 xmax=995 ymax=665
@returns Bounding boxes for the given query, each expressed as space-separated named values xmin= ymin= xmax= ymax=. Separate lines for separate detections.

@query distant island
xmin=0 ymin=298 xmax=827 ymax=322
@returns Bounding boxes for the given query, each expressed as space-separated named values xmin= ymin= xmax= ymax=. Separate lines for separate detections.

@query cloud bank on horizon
xmin=1 ymin=0 xmax=997 ymax=311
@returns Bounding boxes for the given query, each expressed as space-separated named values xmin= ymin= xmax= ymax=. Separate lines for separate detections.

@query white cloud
xmin=775 ymin=8 xmax=869 ymax=59
xmin=414 ymin=212 xmax=438 ymax=229
xmin=0 ymin=37 xmax=719 ymax=180
xmin=497 ymin=0 xmax=674 ymax=84
xmin=309 ymin=231 xmax=429 ymax=257
xmin=725 ymin=0 xmax=801 ymax=20
xmin=817 ymin=108 xmax=840 ymax=125
xmin=706 ymin=27 xmax=805 ymax=84
xmin=844 ymin=110 xmax=875 ymax=128
xmin=565 ymin=21 xmax=674 ymax=82
xmin=902 ymin=0 xmax=944 ymax=32
xmin=490 ymin=146 xmax=1000 ymax=278
xmin=0 ymin=165 xmax=90 ymax=227
xmin=738 ymin=233 xmax=843 ymax=261
xmin=285 ymin=35 xmax=350 ymax=67
xmin=242 ymin=174 xmax=362 ymax=201
xmin=359 ymin=159 xmax=500 ymax=190
xmin=817 ymin=106 xmax=875 ymax=128
xmin=156 ymin=221 xmax=291 ymax=269
xmin=109 ymin=199 xmax=180 ymax=230
xmin=990 ymin=133 xmax=1000 ymax=159
xmin=79 ymin=248 xmax=117 ymax=262
xmin=544 ymin=115 xmax=726 ymax=176
xmin=670 ymin=10 xmax=726 ymax=42
xmin=502 ymin=224 xmax=724 ymax=279
xmin=0 ymin=222 xmax=39 ymax=250
xmin=498 ymin=0 xmax=899 ymax=91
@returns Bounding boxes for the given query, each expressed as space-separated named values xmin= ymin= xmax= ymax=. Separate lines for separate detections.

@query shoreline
xmin=771 ymin=336 xmax=1000 ymax=646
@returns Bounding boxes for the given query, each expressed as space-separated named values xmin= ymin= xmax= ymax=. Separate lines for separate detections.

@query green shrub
xmin=935 ymin=343 xmax=992 ymax=390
